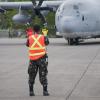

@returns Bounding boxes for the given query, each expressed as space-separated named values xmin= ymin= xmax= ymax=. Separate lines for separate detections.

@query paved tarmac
xmin=0 ymin=38 xmax=100 ymax=100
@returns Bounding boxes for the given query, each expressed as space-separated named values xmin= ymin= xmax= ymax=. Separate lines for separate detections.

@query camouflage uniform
xmin=28 ymin=55 xmax=48 ymax=86
xmin=26 ymin=36 xmax=49 ymax=96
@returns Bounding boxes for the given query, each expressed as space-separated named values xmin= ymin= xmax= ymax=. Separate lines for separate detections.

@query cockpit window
xmin=73 ymin=5 xmax=79 ymax=10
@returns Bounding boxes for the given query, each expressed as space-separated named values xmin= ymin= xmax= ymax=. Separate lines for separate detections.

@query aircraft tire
xmin=68 ymin=38 xmax=74 ymax=45
xmin=68 ymin=38 xmax=79 ymax=45
xmin=74 ymin=38 xmax=79 ymax=45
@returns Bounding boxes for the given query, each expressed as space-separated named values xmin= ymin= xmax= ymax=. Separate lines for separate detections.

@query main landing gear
xmin=67 ymin=38 xmax=79 ymax=45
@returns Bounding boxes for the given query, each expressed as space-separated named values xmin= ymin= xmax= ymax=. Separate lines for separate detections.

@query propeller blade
xmin=35 ymin=9 xmax=46 ymax=24
xmin=31 ymin=0 xmax=36 ymax=6
xmin=31 ymin=0 xmax=47 ymax=25
xmin=38 ymin=0 xmax=44 ymax=7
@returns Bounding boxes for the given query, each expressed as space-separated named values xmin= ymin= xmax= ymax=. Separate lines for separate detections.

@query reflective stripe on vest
xmin=29 ymin=35 xmax=45 ymax=50
xmin=29 ymin=34 xmax=46 ymax=60
xmin=29 ymin=51 xmax=45 ymax=56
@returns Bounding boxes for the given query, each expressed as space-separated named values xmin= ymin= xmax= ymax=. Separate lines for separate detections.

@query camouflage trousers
xmin=28 ymin=55 xmax=48 ymax=86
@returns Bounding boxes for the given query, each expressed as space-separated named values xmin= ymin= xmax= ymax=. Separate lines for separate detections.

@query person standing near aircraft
xmin=26 ymin=24 xmax=49 ymax=96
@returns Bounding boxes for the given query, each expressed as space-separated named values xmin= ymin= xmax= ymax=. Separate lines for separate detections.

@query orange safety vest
xmin=28 ymin=34 xmax=46 ymax=60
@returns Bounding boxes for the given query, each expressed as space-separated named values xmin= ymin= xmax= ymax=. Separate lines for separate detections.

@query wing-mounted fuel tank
xmin=12 ymin=5 xmax=31 ymax=24
xmin=12 ymin=13 xmax=31 ymax=24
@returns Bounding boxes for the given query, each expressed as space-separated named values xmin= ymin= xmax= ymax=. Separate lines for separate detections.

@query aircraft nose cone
xmin=61 ymin=16 xmax=78 ymax=33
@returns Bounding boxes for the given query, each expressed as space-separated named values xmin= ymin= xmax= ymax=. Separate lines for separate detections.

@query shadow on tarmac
xmin=79 ymin=41 xmax=100 ymax=46
xmin=50 ymin=42 xmax=67 ymax=46
xmin=50 ymin=41 xmax=100 ymax=47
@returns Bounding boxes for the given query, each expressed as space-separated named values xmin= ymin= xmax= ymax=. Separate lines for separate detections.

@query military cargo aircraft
xmin=0 ymin=0 xmax=100 ymax=45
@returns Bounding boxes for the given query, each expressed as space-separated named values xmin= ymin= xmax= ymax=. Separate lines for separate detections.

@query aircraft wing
xmin=0 ymin=1 xmax=63 ymax=10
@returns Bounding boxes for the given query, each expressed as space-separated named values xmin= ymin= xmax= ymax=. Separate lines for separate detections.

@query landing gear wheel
xmin=67 ymin=38 xmax=79 ymax=45
xmin=74 ymin=38 xmax=79 ymax=45
xmin=68 ymin=38 xmax=74 ymax=45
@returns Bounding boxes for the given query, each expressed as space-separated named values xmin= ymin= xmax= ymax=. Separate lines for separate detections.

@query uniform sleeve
xmin=26 ymin=38 xmax=29 ymax=47
xmin=44 ymin=36 xmax=49 ymax=46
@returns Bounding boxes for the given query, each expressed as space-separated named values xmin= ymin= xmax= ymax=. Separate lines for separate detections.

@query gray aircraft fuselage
xmin=55 ymin=0 xmax=100 ymax=44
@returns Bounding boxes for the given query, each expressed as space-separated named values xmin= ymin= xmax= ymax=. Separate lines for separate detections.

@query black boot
xmin=43 ymin=85 xmax=50 ymax=96
xmin=30 ymin=91 xmax=35 ymax=96
xmin=29 ymin=84 xmax=35 ymax=96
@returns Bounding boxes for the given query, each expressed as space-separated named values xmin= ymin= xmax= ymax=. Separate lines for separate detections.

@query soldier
xmin=26 ymin=24 xmax=49 ymax=96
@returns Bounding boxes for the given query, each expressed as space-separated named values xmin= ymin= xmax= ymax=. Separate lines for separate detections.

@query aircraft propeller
xmin=11 ymin=0 xmax=53 ymax=25
xmin=31 ymin=0 xmax=53 ymax=26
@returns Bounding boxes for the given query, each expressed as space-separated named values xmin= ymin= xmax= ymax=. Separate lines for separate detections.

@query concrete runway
xmin=0 ymin=38 xmax=100 ymax=100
